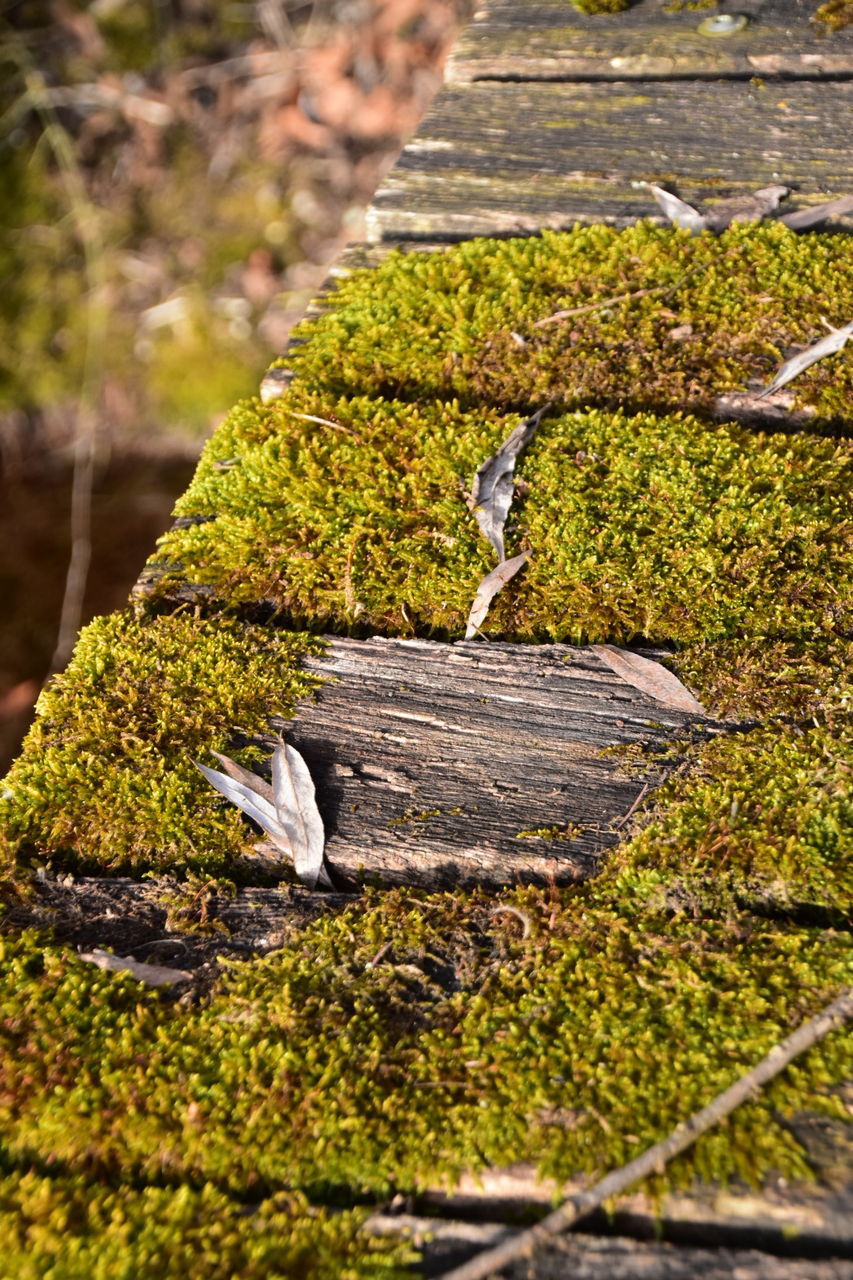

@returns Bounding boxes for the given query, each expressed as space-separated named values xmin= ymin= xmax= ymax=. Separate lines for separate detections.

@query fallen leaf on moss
xmin=466 ymin=551 xmax=530 ymax=639
xmin=704 ymin=185 xmax=789 ymax=231
xmin=759 ymin=319 xmax=853 ymax=398
xmin=780 ymin=195 xmax=853 ymax=230
xmin=591 ymin=645 xmax=708 ymax=715
xmin=79 ymin=949 xmax=192 ymax=987
xmin=468 ymin=407 xmax=548 ymax=562
xmin=196 ymin=739 xmax=332 ymax=889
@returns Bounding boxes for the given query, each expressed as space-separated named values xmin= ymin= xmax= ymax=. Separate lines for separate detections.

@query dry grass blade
xmin=437 ymin=987 xmax=853 ymax=1280
xmin=465 ymin=552 xmax=530 ymax=640
xmin=759 ymin=320 xmax=853 ymax=397
xmin=647 ymin=184 xmax=706 ymax=234
xmin=592 ymin=645 xmax=708 ymax=715
xmin=469 ymin=408 xmax=548 ymax=562
xmin=79 ymin=949 xmax=192 ymax=988
xmin=271 ymin=737 xmax=332 ymax=890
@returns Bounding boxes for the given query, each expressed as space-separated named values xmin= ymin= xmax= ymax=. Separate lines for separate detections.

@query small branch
xmin=533 ymin=269 xmax=701 ymax=328
xmin=437 ymin=987 xmax=852 ymax=1280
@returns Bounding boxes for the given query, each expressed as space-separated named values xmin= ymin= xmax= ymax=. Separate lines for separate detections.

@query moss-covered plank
xmin=365 ymin=80 xmax=853 ymax=240
xmin=447 ymin=0 xmax=853 ymax=84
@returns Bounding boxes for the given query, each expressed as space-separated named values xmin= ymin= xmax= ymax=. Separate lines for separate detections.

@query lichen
xmin=1 ymin=611 xmax=324 ymax=877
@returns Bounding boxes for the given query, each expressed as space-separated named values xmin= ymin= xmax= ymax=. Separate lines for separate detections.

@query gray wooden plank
xmin=447 ymin=0 xmax=853 ymax=83
xmin=368 ymin=1215 xmax=853 ymax=1278
xmin=366 ymin=79 xmax=853 ymax=241
xmin=259 ymin=635 xmax=708 ymax=889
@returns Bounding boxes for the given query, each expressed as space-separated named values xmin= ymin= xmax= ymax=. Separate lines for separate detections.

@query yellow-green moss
xmin=0 ymin=1172 xmax=409 ymax=1280
xmin=613 ymin=717 xmax=853 ymax=918
xmin=150 ymin=394 xmax=852 ymax=669
xmin=285 ymin=223 xmax=853 ymax=425
xmin=1 ymin=611 xmax=323 ymax=876
xmin=0 ymin=900 xmax=849 ymax=1203
xmin=572 ymin=0 xmax=629 ymax=13
xmin=813 ymin=0 xmax=853 ymax=32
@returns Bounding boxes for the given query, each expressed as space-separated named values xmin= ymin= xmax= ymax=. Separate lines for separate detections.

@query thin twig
xmin=437 ymin=987 xmax=852 ymax=1280
xmin=532 ymin=268 xmax=701 ymax=328
xmin=611 ymin=781 xmax=651 ymax=831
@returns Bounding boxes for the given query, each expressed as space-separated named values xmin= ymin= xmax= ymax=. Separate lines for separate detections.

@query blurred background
xmin=0 ymin=0 xmax=469 ymax=768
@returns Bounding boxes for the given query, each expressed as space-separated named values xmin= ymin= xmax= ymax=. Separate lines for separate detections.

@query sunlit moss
xmin=1 ymin=611 xmax=323 ymax=875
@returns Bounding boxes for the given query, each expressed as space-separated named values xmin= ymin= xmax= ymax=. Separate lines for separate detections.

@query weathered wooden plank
xmin=252 ymin=635 xmax=710 ymax=889
xmin=365 ymin=79 xmax=853 ymax=241
xmin=447 ymin=0 xmax=853 ymax=84
xmin=368 ymin=1215 xmax=853 ymax=1278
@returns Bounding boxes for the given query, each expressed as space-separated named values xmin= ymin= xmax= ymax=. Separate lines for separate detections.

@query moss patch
xmin=1 ymin=611 xmax=323 ymax=877
xmin=285 ymin=223 xmax=853 ymax=426
xmin=150 ymin=394 xmax=852 ymax=670
xmin=0 ymin=1171 xmax=408 ymax=1280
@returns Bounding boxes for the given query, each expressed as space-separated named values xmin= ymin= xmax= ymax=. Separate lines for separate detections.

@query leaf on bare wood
xmin=468 ymin=408 xmax=548 ymax=562
xmin=465 ymin=552 xmax=530 ymax=640
xmin=780 ymin=195 xmax=853 ymax=231
xmin=704 ymin=185 xmax=790 ymax=231
xmin=79 ymin=949 xmax=192 ymax=988
xmin=647 ymin=184 xmax=707 ymax=234
xmin=271 ymin=738 xmax=332 ymax=890
xmin=759 ymin=320 xmax=853 ymax=398
xmin=591 ymin=645 xmax=708 ymax=716
xmin=195 ymin=740 xmax=332 ymax=889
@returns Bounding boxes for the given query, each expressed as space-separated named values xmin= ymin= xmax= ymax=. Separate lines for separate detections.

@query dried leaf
xmin=647 ymin=184 xmax=706 ymax=234
xmin=465 ymin=551 xmax=530 ymax=639
xmin=780 ymin=195 xmax=853 ymax=231
xmin=195 ymin=758 xmax=283 ymax=840
xmin=79 ymin=949 xmax=192 ymax=987
xmin=196 ymin=742 xmax=333 ymax=889
xmin=704 ymin=185 xmax=789 ymax=231
xmin=271 ymin=738 xmax=332 ymax=890
xmin=592 ymin=645 xmax=708 ymax=715
xmin=759 ymin=320 xmax=853 ymax=397
xmin=469 ymin=408 xmax=548 ymax=562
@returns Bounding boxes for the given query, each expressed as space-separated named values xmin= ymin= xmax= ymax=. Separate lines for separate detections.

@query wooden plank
xmin=255 ymin=635 xmax=709 ymax=889
xmin=367 ymin=1215 xmax=853 ymax=1278
xmin=366 ymin=79 xmax=853 ymax=241
xmin=447 ymin=0 xmax=853 ymax=84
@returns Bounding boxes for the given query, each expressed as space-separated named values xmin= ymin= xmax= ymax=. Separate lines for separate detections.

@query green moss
xmin=1 ymin=612 xmax=323 ymax=876
xmin=613 ymin=717 xmax=853 ymax=917
xmin=284 ymin=223 xmax=853 ymax=426
xmin=0 ymin=901 xmax=849 ymax=1203
xmin=0 ymin=1171 xmax=409 ymax=1280
xmin=150 ymin=394 xmax=852 ymax=670
xmin=813 ymin=0 xmax=853 ymax=32
xmin=572 ymin=0 xmax=629 ymax=13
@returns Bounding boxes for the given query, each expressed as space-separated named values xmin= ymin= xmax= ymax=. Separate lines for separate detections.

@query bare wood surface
xmin=366 ymin=80 xmax=853 ymax=241
xmin=437 ymin=989 xmax=853 ymax=1280
xmin=420 ymin=1163 xmax=853 ymax=1257
xmin=368 ymin=1216 xmax=853 ymax=1279
xmin=259 ymin=635 xmax=710 ymax=889
xmin=447 ymin=0 xmax=853 ymax=84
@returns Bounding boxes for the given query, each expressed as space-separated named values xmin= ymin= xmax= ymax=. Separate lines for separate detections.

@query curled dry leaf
xmin=704 ymin=185 xmax=789 ymax=231
xmin=592 ymin=645 xmax=708 ymax=716
xmin=79 ymin=949 xmax=192 ymax=988
xmin=468 ymin=407 xmax=548 ymax=562
xmin=647 ymin=184 xmax=706 ymax=234
xmin=759 ymin=319 xmax=853 ymax=398
xmin=465 ymin=551 xmax=530 ymax=639
xmin=780 ymin=195 xmax=853 ymax=231
xmin=195 ymin=738 xmax=332 ymax=889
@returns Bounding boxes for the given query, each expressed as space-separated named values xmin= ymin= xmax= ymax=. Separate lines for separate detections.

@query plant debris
xmin=759 ymin=319 xmax=853 ymax=397
xmin=591 ymin=645 xmax=708 ymax=715
xmin=78 ymin=948 xmax=192 ymax=988
xmin=465 ymin=552 xmax=530 ymax=639
xmin=196 ymin=738 xmax=332 ymax=889
xmin=468 ymin=407 xmax=548 ymax=561
xmin=648 ymin=183 xmax=790 ymax=233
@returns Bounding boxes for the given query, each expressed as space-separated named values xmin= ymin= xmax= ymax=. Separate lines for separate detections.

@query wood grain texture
xmin=367 ymin=1215 xmax=853 ymax=1278
xmin=366 ymin=79 xmax=853 ymax=241
xmin=447 ymin=0 xmax=853 ymax=84
xmin=256 ymin=635 xmax=709 ymax=889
